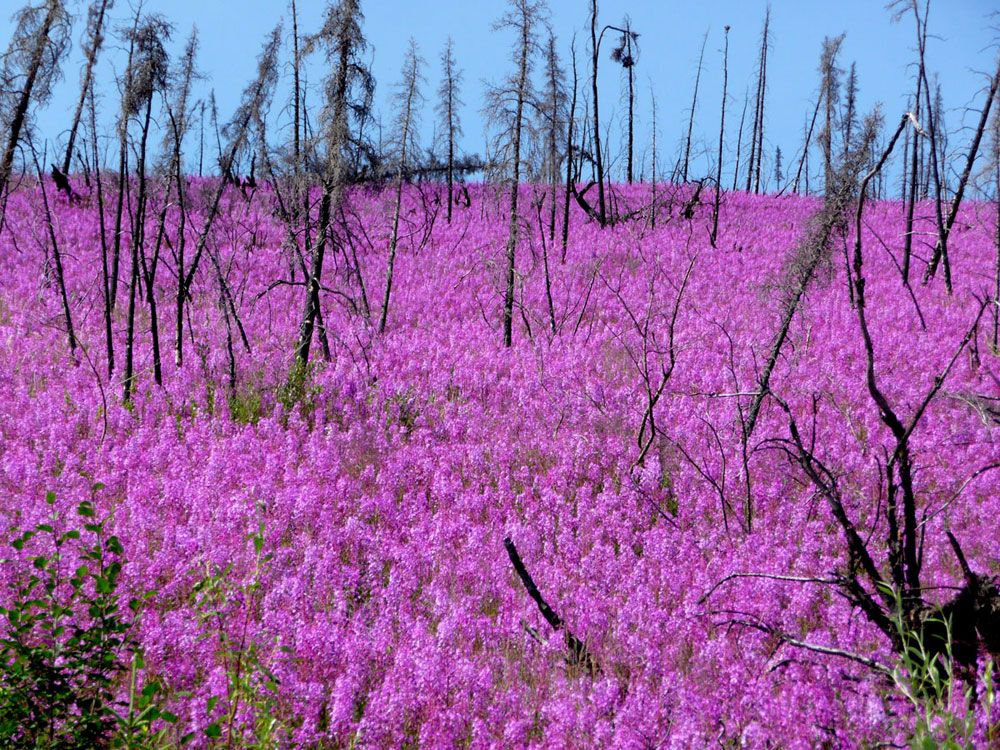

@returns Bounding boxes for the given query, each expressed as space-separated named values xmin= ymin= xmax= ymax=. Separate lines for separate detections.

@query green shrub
xmin=0 ymin=489 xmax=182 ymax=748
xmin=884 ymin=585 xmax=997 ymax=748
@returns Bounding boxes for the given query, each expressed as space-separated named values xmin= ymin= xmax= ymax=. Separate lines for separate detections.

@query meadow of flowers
xmin=1 ymin=179 xmax=998 ymax=747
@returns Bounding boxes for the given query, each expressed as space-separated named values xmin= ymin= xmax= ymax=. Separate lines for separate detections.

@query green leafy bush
xmin=0 ymin=489 xmax=180 ymax=748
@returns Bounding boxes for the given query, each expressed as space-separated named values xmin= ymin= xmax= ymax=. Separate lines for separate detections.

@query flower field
xmin=1 ymin=181 xmax=998 ymax=747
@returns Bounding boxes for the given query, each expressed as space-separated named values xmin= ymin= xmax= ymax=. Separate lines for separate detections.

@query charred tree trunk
xmin=794 ymin=96 xmax=821 ymax=195
xmin=0 ymin=2 xmax=60 ymax=206
xmin=903 ymin=75 xmax=923 ymax=284
xmin=503 ymin=8 xmax=531 ymax=348
xmin=62 ymin=0 xmax=112 ymax=175
xmin=380 ymin=41 xmax=422 ymax=335
xmin=31 ymin=141 xmax=76 ymax=359
xmin=711 ymin=26 xmax=729 ymax=247
xmin=925 ymin=56 xmax=1000 ymax=290
xmin=732 ymin=89 xmax=747 ymax=192
xmin=682 ymin=30 xmax=708 ymax=185
xmin=561 ymin=37 xmax=578 ymax=263
xmin=88 ymin=80 xmax=113 ymax=376
xmin=590 ymin=0 xmax=607 ymax=226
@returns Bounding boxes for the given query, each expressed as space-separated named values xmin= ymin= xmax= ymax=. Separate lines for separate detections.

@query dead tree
xmin=818 ymin=34 xmax=845 ymax=195
xmin=609 ymin=17 xmax=638 ymax=184
xmin=29 ymin=138 xmax=75 ymax=358
xmin=62 ymin=0 xmax=113 ymax=175
xmin=163 ymin=30 xmax=198 ymax=369
xmin=924 ymin=54 xmax=1000 ymax=290
xmin=841 ymin=61 xmax=858 ymax=157
xmin=379 ymin=39 xmax=425 ymax=334
xmin=741 ymin=114 xmax=881 ymax=531
xmin=122 ymin=15 xmax=171 ymax=402
xmin=745 ymin=6 xmax=770 ymax=194
xmin=0 ymin=0 xmax=70 ymax=214
xmin=892 ymin=0 xmax=947 ymax=284
xmin=294 ymin=0 xmax=372 ymax=366
xmin=707 ymin=113 xmax=1000 ymax=679
xmin=589 ymin=0 xmax=606 ymax=226
xmin=539 ymin=31 xmax=566 ymax=243
xmin=181 ymin=27 xmax=283 ymax=372
xmin=648 ymin=83 xmax=658 ymax=228
xmin=682 ymin=29 xmax=708 ymax=185
xmin=504 ymin=537 xmax=599 ymax=674
xmin=436 ymin=37 xmax=463 ymax=224
xmin=560 ymin=35 xmax=578 ymax=262
xmin=710 ymin=25 xmax=730 ymax=247
xmin=87 ymin=76 xmax=113 ymax=377
xmin=732 ymin=88 xmax=747 ymax=192
xmin=903 ymin=75 xmax=924 ymax=283
xmin=486 ymin=0 xmax=545 ymax=348
xmin=110 ymin=6 xmax=142 ymax=310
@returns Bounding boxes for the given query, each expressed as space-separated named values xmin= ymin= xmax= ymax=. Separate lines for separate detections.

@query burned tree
xmin=710 ymin=25 xmax=730 ymax=247
xmin=745 ymin=6 xmax=770 ymax=194
xmin=0 ymin=0 xmax=70 ymax=212
xmin=163 ymin=30 xmax=198 ymax=369
xmin=841 ymin=61 xmax=858 ymax=157
xmin=121 ymin=14 xmax=171 ymax=403
xmin=62 ymin=0 xmax=113 ymax=176
xmin=561 ymin=35 xmax=579 ymax=262
xmin=609 ymin=17 xmax=638 ymax=184
xmin=179 ymin=26 xmax=283 ymax=373
xmin=485 ymin=0 xmax=545 ymax=348
xmin=87 ymin=74 xmax=113 ymax=377
xmin=294 ymin=0 xmax=372 ymax=366
xmin=924 ymin=54 xmax=1000 ymax=290
xmin=818 ymin=34 xmax=845 ymax=195
xmin=681 ymin=29 xmax=708 ymax=185
xmin=539 ymin=31 xmax=566 ymax=243
xmin=379 ymin=38 xmax=425 ymax=335
xmin=741 ymin=114 xmax=881 ymax=528
xmin=588 ymin=0 xmax=606 ymax=226
xmin=436 ymin=37 xmax=463 ymax=224
xmin=892 ymin=1 xmax=948 ymax=285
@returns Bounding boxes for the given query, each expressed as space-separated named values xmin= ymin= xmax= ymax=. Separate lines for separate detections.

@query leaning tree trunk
xmin=925 ymin=56 xmax=1000 ymax=289
xmin=0 ymin=3 xmax=58 ymax=207
xmin=63 ymin=0 xmax=111 ymax=175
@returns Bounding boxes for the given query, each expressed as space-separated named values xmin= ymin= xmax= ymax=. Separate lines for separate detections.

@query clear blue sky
xmin=4 ymin=0 xmax=998 ymax=187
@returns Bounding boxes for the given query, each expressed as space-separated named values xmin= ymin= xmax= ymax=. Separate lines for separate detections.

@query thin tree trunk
xmin=111 ymin=11 xmax=141 ymax=309
xmin=753 ymin=10 xmax=770 ymax=194
xmin=794 ymin=96 xmax=821 ymax=194
xmin=0 ymin=3 xmax=58 ymax=206
xmin=503 ymin=14 xmax=530 ymax=348
xmin=711 ymin=27 xmax=729 ymax=246
xmin=649 ymin=87 xmax=657 ymax=228
xmin=590 ymin=0 xmax=606 ymax=226
xmin=380 ymin=50 xmax=419 ymax=335
xmin=733 ymin=89 xmax=747 ymax=192
xmin=63 ymin=0 xmax=111 ymax=175
xmin=124 ymin=94 xmax=155 ymax=400
xmin=903 ymin=76 xmax=923 ymax=283
xmin=32 ymin=143 xmax=76 ymax=358
xmin=627 ymin=62 xmax=634 ymax=184
xmin=561 ymin=38 xmax=577 ymax=263
xmin=925 ymin=56 xmax=1000 ymax=290
xmin=89 ymin=80 xmax=113 ymax=376
xmin=683 ymin=30 xmax=708 ymax=184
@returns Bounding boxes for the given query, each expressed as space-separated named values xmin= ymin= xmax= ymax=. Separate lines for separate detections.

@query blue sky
xmin=4 ymin=0 xmax=998 ymax=187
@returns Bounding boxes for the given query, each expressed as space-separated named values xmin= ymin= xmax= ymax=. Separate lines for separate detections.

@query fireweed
xmin=0 ymin=181 xmax=998 ymax=747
